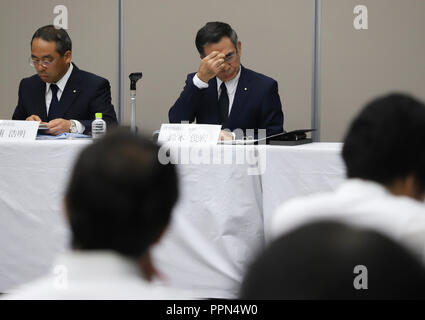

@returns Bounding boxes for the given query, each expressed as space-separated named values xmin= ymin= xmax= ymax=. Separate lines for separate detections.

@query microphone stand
xmin=129 ymin=72 xmax=143 ymax=133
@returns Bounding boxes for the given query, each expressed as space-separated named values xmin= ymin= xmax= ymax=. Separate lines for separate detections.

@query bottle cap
xmin=95 ymin=113 xmax=103 ymax=119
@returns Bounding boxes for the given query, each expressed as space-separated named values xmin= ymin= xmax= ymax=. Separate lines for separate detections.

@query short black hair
xmin=65 ymin=129 xmax=178 ymax=258
xmin=31 ymin=25 xmax=72 ymax=56
xmin=195 ymin=22 xmax=238 ymax=57
xmin=342 ymin=93 xmax=425 ymax=190
xmin=240 ymin=221 xmax=425 ymax=299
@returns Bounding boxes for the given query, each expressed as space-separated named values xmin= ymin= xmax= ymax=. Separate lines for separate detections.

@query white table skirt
xmin=262 ymin=143 xmax=345 ymax=240
xmin=0 ymin=141 xmax=345 ymax=297
xmin=0 ymin=140 xmax=88 ymax=293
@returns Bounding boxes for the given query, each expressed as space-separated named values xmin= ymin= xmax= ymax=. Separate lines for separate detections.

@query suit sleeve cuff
xmin=193 ymin=74 xmax=209 ymax=89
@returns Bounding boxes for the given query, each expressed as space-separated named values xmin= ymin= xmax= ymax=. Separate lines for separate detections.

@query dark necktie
xmin=218 ymin=82 xmax=229 ymax=124
xmin=48 ymin=84 xmax=60 ymax=121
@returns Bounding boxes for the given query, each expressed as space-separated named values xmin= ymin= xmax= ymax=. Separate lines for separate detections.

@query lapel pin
xmin=73 ymin=90 xmax=77 ymax=93
xmin=244 ymin=88 xmax=248 ymax=91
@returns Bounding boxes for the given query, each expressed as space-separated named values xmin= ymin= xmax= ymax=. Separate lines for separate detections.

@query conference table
xmin=0 ymin=140 xmax=345 ymax=297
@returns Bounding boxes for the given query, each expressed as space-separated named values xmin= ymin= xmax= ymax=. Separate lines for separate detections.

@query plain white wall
xmin=321 ymin=0 xmax=425 ymax=141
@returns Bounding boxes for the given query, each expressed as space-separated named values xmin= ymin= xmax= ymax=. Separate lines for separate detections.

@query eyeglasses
xmin=224 ymin=52 xmax=235 ymax=62
xmin=29 ymin=57 xmax=55 ymax=68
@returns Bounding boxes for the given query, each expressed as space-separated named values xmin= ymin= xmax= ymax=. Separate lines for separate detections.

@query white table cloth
xmin=0 ymin=140 xmax=345 ymax=297
xmin=152 ymin=144 xmax=265 ymax=299
xmin=261 ymin=143 xmax=345 ymax=240
xmin=0 ymin=140 xmax=88 ymax=293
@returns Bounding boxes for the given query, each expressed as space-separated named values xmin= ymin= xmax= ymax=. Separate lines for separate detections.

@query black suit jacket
xmin=12 ymin=63 xmax=118 ymax=134
xmin=169 ymin=65 xmax=284 ymax=137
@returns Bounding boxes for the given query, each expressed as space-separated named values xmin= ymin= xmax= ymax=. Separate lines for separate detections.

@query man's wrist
xmin=196 ymin=72 xmax=210 ymax=83
xmin=193 ymin=73 xmax=209 ymax=89
xmin=70 ymin=120 xmax=85 ymax=134
xmin=69 ymin=120 xmax=77 ymax=133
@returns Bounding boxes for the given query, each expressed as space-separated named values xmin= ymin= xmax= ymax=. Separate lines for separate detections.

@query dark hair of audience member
xmin=240 ymin=221 xmax=425 ymax=299
xmin=65 ymin=129 xmax=178 ymax=259
xmin=342 ymin=93 xmax=425 ymax=193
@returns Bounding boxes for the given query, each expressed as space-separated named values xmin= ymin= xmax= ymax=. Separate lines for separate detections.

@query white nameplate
xmin=0 ymin=120 xmax=39 ymax=141
xmin=158 ymin=123 xmax=221 ymax=144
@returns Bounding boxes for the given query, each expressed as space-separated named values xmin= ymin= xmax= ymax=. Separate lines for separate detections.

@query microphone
xmin=129 ymin=72 xmax=143 ymax=90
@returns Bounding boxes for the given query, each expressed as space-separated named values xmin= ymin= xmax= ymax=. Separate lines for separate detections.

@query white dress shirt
xmin=45 ymin=63 xmax=85 ymax=133
xmin=271 ymin=179 xmax=425 ymax=262
xmin=193 ymin=67 xmax=242 ymax=116
xmin=3 ymin=250 xmax=196 ymax=300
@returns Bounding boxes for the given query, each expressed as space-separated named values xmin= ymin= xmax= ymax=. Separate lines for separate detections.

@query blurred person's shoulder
xmin=2 ymin=250 xmax=199 ymax=300
xmin=271 ymin=178 xmax=425 ymax=250
xmin=271 ymin=186 xmax=340 ymax=239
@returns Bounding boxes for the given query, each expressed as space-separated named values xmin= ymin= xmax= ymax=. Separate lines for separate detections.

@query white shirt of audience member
xmin=272 ymin=178 xmax=425 ymax=262
xmin=3 ymin=250 xmax=196 ymax=300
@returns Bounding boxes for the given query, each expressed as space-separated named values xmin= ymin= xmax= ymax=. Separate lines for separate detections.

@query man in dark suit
xmin=12 ymin=25 xmax=117 ymax=135
xmin=169 ymin=22 xmax=284 ymax=140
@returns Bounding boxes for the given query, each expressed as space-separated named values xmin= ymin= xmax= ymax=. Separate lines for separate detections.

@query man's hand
xmin=219 ymin=130 xmax=234 ymax=141
xmin=45 ymin=118 xmax=71 ymax=136
xmin=26 ymin=115 xmax=42 ymax=122
xmin=197 ymin=51 xmax=226 ymax=83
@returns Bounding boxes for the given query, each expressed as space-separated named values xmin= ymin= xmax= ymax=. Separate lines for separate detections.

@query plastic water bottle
xmin=91 ymin=113 xmax=106 ymax=139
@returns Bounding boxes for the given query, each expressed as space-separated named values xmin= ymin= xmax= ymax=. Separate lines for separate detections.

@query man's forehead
xmin=204 ymin=38 xmax=236 ymax=53
xmin=31 ymin=39 xmax=58 ymax=54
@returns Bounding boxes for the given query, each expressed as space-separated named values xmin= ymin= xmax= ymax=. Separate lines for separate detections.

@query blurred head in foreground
xmin=241 ymin=221 xmax=425 ymax=299
xmin=65 ymin=129 xmax=178 ymax=280
xmin=342 ymin=93 xmax=425 ymax=201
